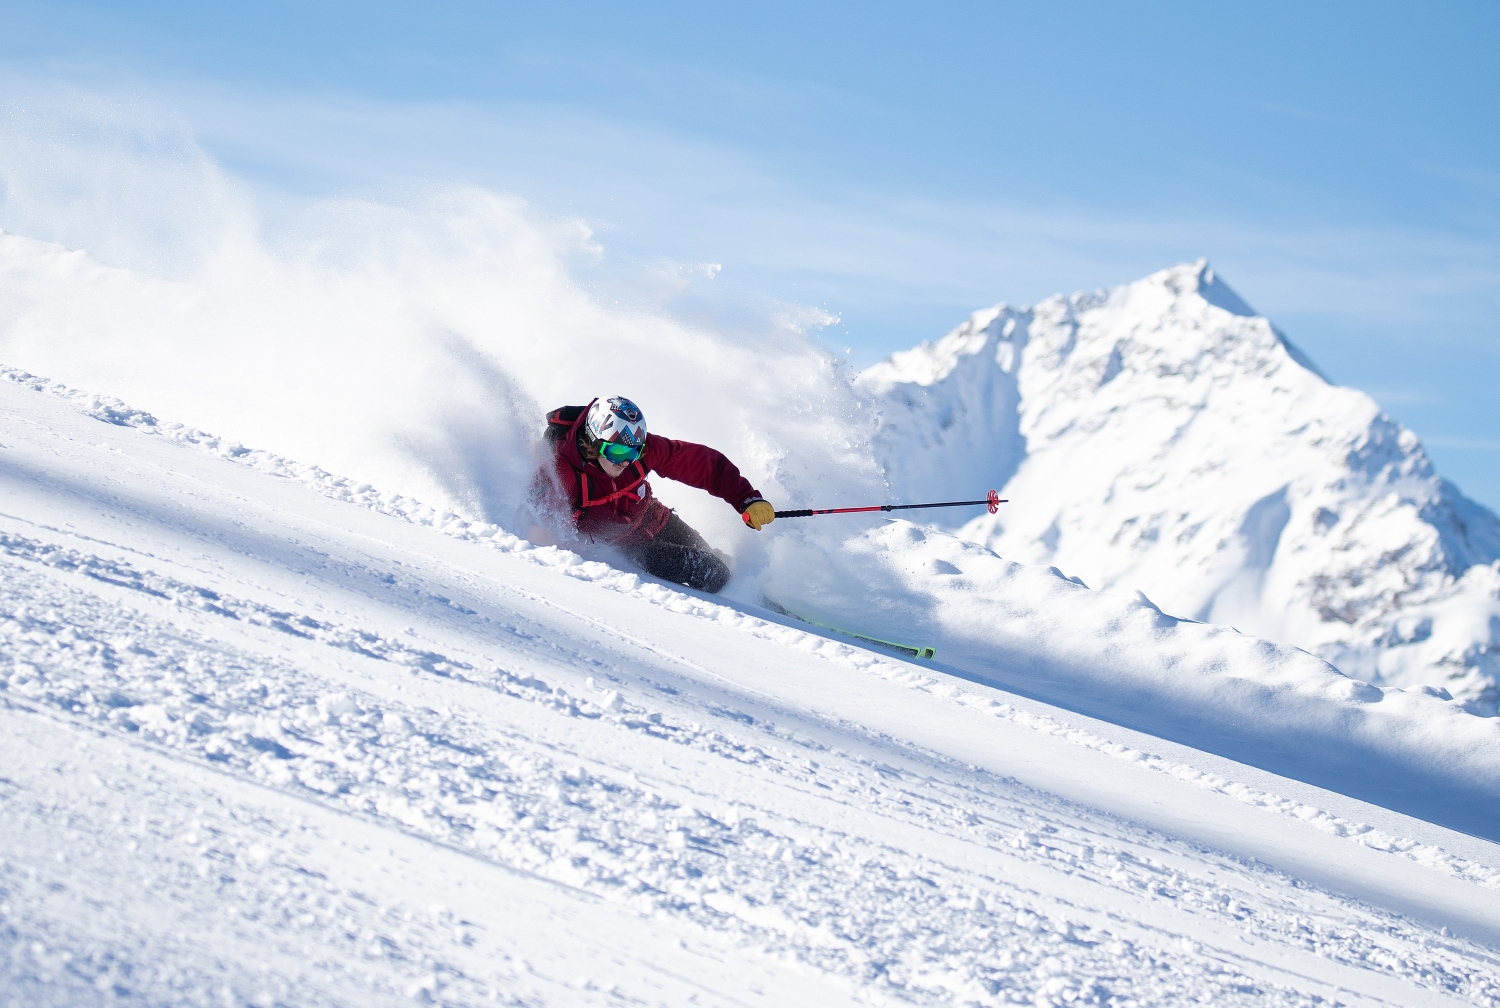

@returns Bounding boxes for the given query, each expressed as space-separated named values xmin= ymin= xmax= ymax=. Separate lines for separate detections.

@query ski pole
xmin=770 ymin=489 xmax=1005 ymax=519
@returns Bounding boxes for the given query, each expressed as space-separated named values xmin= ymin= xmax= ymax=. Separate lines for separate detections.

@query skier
xmin=532 ymin=396 xmax=776 ymax=593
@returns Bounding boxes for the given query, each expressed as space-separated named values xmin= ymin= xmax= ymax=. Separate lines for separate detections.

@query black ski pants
xmin=625 ymin=513 xmax=731 ymax=594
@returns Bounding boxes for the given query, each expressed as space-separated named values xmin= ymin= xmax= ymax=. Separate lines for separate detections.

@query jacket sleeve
xmin=645 ymin=434 xmax=763 ymax=512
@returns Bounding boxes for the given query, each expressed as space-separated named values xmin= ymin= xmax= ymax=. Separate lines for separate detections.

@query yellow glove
xmin=742 ymin=500 xmax=776 ymax=531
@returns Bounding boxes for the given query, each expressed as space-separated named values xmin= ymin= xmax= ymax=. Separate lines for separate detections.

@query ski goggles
xmin=598 ymin=440 xmax=644 ymax=464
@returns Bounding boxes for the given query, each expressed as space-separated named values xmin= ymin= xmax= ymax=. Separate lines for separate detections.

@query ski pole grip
xmin=773 ymin=509 xmax=816 ymax=518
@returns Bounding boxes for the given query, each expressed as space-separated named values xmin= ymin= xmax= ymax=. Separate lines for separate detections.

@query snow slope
xmin=860 ymin=261 xmax=1500 ymax=712
xmin=6 ymin=364 xmax=1500 ymax=1005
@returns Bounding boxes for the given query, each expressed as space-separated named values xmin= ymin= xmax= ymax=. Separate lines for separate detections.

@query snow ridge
xmin=860 ymin=261 xmax=1500 ymax=712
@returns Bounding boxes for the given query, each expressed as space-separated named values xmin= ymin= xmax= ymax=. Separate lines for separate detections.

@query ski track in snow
xmin=3 ymin=364 xmax=1500 ymax=1006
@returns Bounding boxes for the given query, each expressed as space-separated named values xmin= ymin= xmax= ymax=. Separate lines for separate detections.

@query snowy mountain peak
xmin=863 ymin=263 xmax=1500 ymax=711
xmin=1154 ymin=258 xmax=1256 ymax=316
xmin=862 ymin=259 xmax=1306 ymax=398
xmin=860 ymin=302 xmax=1025 ymax=390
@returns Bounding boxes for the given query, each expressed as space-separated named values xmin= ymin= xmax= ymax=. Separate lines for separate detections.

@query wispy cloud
xmin=1361 ymin=387 xmax=1441 ymax=407
xmin=1425 ymin=437 xmax=1500 ymax=452
xmin=5 ymin=67 xmax=1498 ymax=355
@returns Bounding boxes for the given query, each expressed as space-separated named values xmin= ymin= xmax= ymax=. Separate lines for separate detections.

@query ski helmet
xmin=583 ymin=396 xmax=648 ymax=461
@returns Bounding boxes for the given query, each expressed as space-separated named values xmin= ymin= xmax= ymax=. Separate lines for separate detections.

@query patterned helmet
xmin=584 ymin=397 xmax=648 ymax=459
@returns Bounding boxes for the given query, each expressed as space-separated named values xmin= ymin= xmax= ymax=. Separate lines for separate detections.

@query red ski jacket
xmin=533 ymin=403 xmax=764 ymax=546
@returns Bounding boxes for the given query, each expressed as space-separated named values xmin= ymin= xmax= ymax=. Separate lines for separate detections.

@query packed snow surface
xmin=6 ymin=360 xmax=1500 ymax=1005
xmin=861 ymin=261 xmax=1500 ymax=713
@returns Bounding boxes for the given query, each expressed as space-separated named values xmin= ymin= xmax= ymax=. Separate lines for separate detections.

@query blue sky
xmin=3 ymin=1 xmax=1499 ymax=508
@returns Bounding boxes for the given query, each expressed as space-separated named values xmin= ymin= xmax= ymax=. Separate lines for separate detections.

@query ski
xmin=789 ymin=612 xmax=935 ymax=660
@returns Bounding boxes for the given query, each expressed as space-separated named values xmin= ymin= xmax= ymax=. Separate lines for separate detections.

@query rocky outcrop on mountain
xmin=861 ymin=261 xmax=1500 ymax=713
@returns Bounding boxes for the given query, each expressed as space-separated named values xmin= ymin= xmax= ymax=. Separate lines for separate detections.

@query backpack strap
xmin=572 ymin=461 xmax=648 ymax=520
